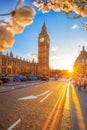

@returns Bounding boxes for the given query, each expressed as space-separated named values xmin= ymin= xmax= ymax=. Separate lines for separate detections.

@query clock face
xmin=40 ymin=38 xmax=44 ymax=42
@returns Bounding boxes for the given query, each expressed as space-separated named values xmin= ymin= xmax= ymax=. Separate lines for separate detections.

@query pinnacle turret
xmin=41 ymin=21 xmax=47 ymax=34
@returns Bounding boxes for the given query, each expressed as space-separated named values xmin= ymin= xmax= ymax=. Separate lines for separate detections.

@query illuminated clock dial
xmin=40 ymin=38 xmax=44 ymax=42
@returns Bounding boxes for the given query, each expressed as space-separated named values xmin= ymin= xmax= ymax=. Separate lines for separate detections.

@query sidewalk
xmin=70 ymin=84 xmax=87 ymax=130
xmin=0 ymin=81 xmax=45 ymax=93
xmin=0 ymin=81 xmax=34 ymax=93
xmin=61 ymin=82 xmax=87 ymax=130
xmin=0 ymin=82 xmax=13 ymax=93
xmin=0 ymin=81 xmax=33 ymax=93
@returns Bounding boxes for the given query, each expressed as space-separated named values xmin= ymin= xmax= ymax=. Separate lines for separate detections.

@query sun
xmin=68 ymin=67 xmax=73 ymax=73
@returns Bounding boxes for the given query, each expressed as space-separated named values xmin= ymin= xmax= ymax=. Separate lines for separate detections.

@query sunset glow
xmin=68 ymin=67 xmax=73 ymax=73
xmin=50 ymin=53 xmax=75 ymax=71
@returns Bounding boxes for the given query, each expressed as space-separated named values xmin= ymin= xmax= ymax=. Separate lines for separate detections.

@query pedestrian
xmin=83 ymin=77 xmax=87 ymax=91
xmin=77 ymin=78 xmax=82 ymax=91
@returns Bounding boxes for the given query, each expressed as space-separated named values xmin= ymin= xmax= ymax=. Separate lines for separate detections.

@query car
xmin=36 ymin=75 xmax=43 ymax=80
xmin=26 ymin=74 xmax=37 ymax=81
xmin=0 ymin=73 xmax=10 ymax=83
xmin=41 ymin=76 xmax=49 ymax=81
xmin=13 ymin=75 xmax=27 ymax=82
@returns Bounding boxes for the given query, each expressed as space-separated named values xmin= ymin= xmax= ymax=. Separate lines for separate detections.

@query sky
xmin=0 ymin=0 xmax=87 ymax=71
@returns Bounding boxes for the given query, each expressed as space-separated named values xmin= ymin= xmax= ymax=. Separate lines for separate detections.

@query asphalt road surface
xmin=0 ymin=80 xmax=69 ymax=130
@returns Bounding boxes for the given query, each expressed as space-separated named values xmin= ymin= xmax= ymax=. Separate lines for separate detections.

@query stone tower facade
xmin=38 ymin=22 xmax=50 ymax=75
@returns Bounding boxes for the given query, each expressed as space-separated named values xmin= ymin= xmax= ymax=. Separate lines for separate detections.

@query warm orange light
xmin=68 ymin=67 xmax=73 ymax=73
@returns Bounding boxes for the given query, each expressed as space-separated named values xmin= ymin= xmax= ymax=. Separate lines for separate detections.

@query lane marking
xmin=50 ymin=88 xmax=66 ymax=130
xmin=17 ymin=90 xmax=50 ymax=100
xmin=68 ymin=81 xmax=71 ymax=87
xmin=37 ymin=90 xmax=50 ymax=97
xmin=40 ymin=91 xmax=53 ymax=103
xmin=42 ymin=84 xmax=67 ymax=130
xmin=18 ymin=95 xmax=37 ymax=100
xmin=7 ymin=118 xmax=21 ymax=130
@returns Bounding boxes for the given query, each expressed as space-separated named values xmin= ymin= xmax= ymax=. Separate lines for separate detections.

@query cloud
xmin=50 ymin=54 xmax=74 ymax=60
xmin=27 ymin=53 xmax=38 ymax=58
xmin=50 ymin=56 xmax=59 ymax=60
xmin=51 ymin=47 xmax=57 ymax=52
xmin=71 ymin=25 xmax=79 ymax=29
xmin=31 ymin=53 xmax=38 ymax=58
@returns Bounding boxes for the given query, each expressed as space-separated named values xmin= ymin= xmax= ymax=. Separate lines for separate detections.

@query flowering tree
xmin=0 ymin=0 xmax=87 ymax=51
xmin=33 ymin=0 xmax=87 ymax=30
xmin=0 ymin=0 xmax=35 ymax=51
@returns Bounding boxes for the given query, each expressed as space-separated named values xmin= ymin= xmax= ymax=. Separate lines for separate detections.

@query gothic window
xmin=2 ymin=59 xmax=6 ymax=66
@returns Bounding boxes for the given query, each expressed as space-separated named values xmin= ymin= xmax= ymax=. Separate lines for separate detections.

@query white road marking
xmin=40 ymin=91 xmax=53 ymax=103
xmin=68 ymin=81 xmax=71 ymax=87
xmin=37 ymin=90 xmax=50 ymax=97
xmin=7 ymin=118 xmax=21 ymax=130
xmin=17 ymin=90 xmax=50 ymax=100
xmin=18 ymin=95 xmax=37 ymax=100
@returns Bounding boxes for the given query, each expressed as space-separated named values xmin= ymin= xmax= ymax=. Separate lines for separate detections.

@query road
xmin=0 ymin=79 xmax=69 ymax=130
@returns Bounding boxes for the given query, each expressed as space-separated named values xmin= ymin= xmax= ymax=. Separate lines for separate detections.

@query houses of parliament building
xmin=0 ymin=22 xmax=50 ymax=76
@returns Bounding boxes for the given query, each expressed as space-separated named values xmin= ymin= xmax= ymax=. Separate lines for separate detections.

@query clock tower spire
xmin=38 ymin=22 xmax=50 ymax=75
xmin=41 ymin=21 xmax=47 ymax=34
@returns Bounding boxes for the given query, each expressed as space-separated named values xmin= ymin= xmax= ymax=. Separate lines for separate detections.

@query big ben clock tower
xmin=38 ymin=22 xmax=50 ymax=75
